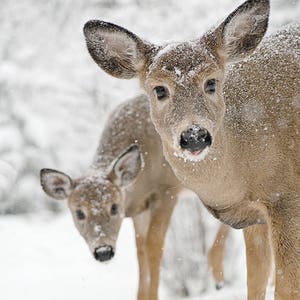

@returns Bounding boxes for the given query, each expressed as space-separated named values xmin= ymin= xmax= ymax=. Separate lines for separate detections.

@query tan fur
xmin=41 ymin=95 xmax=229 ymax=300
xmin=207 ymin=224 xmax=229 ymax=287
xmin=83 ymin=1 xmax=300 ymax=298
xmin=243 ymin=224 xmax=272 ymax=300
xmin=144 ymin=24 xmax=300 ymax=300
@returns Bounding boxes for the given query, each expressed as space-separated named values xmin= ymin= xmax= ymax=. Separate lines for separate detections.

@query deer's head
xmin=40 ymin=145 xmax=142 ymax=262
xmin=84 ymin=0 xmax=269 ymax=162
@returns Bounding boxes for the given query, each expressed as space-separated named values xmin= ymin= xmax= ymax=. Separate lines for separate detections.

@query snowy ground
xmin=0 ymin=210 xmax=275 ymax=300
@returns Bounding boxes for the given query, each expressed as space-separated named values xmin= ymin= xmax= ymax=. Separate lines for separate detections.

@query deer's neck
xmin=164 ymin=126 xmax=245 ymax=208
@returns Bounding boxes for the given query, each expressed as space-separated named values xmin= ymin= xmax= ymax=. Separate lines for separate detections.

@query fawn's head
xmin=40 ymin=144 xmax=142 ymax=262
xmin=84 ymin=0 xmax=269 ymax=161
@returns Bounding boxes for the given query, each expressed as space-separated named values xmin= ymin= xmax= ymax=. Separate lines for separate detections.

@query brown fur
xmin=244 ymin=224 xmax=272 ymax=300
xmin=207 ymin=224 xmax=229 ymax=288
xmin=40 ymin=95 xmax=229 ymax=300
xmin=83 ymin=0 xmax=300 ymax=297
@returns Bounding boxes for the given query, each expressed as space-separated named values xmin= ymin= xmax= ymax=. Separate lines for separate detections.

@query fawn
xmin=83 ymin=0 xmax=299 ymax=298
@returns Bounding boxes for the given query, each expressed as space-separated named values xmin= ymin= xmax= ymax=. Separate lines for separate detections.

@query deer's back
xmin=94 ymin=94 xmax=178 ymax=188
xmin=224 ymin=23 xmax=300 ymax=192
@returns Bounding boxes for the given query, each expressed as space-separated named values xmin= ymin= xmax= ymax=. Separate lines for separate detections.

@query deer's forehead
xmin=148 ymin=43 xmax=219 ymax=84
xmin=71 ymin=181 xmax=119 ymax=204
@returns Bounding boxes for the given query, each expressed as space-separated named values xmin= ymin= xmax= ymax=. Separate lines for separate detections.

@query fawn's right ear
xmin=108 ymin=144 xmax=143 ymax=187
xmin=84 ymin=20 xmax=152 ymax=79
xmin=40 ymin=169 xmax=73 ymax=200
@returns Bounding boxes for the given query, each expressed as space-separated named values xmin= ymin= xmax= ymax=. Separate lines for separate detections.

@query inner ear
xmin=108 ymin=144 xmax=142 ymax=187
xmin=214 ymin=0 xmax=270 ymax=62
xmin=84 ymin=20 xmax=153 ymax=79
xmin=40 ymin=169 xmax=73 ymax=200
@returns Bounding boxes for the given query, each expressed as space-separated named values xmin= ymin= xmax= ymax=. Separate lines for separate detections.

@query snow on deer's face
xmin=40 ymin=169 xmax=125 ymax=262
xmin=144 ymin=41 xmax=226 ymax=162
xmin=84 ymin=0 xmax=269 ymax=163
xmin=68 ymin=177 xmax=124 ymax=262
xmin=40 ymin=144 xmax=142 ymax=262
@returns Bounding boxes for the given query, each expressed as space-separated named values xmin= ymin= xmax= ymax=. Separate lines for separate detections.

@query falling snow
xmin=0 ymin=0 xmax=299 ymax=299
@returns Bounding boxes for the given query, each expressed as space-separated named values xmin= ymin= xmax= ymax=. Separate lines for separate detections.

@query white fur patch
xmin=174 ymin=147 xmax=210 ymax=162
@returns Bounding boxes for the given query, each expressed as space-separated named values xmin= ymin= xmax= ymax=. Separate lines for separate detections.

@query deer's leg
xmin=207 ymin=223 xmax=230 ymax=289
xmin=145 ymin=188 xmax=178 ymax=300
xmin=243 ymin=224 xmax=271 ymax=300
xmin=133 ymin=210 xmax=151 ymax=300
xmin=268 ymin=202 xmax=300 ymax=300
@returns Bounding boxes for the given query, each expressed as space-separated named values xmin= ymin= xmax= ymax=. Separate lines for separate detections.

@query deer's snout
xmin=94 ymin=245 xmax=115 ymax=262
xmin=180 ymin=125 xmax=212 ymax=153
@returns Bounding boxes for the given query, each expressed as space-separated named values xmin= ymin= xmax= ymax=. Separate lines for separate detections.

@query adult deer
xmin=83 ymin=0 xmax=300 ymax=298
xmin=40 ymin=95 xmax=228 ymax=300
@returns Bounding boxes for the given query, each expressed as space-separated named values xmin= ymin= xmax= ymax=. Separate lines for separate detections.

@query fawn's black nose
xmin=180 ymin=125 xmax=212 ymax=152
xmin=94 ymin=245 xmax=115 ymax=262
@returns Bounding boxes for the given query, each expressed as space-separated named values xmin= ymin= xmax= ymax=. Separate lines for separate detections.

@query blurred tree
xmin=0 ymin=0 xmax=298 ymax=214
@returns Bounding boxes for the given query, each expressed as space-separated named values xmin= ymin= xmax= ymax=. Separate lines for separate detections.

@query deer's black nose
xmin=94 ymin=245 xmax=115 ymax=262
xmin=180 ymin=125 xmax=212 ymax=152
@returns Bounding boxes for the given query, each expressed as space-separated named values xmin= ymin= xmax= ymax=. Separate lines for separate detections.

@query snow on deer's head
xmin=84 ymin=0 xmax=269 ymax=162
xmin=40 ymin=144 xmax=142 ymax=262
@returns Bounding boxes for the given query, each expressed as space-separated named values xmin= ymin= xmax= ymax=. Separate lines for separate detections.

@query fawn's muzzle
xmin=180 ymin=125 xmax=212 ymax=153
xmin=94 ymin=245 xmax=115 ymax=262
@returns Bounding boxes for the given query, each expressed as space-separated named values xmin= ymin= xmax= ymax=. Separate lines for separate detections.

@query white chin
xmin=174 ymin=147 xmax=210 ymax=162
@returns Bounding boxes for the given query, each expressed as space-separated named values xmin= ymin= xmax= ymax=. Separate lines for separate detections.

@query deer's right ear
xmin=84 ymin=20 xmax=152 ymax=79
xmin=40 ymin=169 xmax=73 ymax=200
xmin=108 ymin=144 xmax=143 ymax=187
xmin=214 ymin=0 xmax=270 ymax=62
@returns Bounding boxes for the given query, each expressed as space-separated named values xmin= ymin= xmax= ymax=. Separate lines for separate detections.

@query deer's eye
xmin=204 ymin=79 xmax=217 ymax=94
xmin=153 ymin=86 xmax=169 ymax=100
xmin=111 ymin=204 xmax=118 ymax=216
xmin=76 ymin=209 xmax=85 ymax=220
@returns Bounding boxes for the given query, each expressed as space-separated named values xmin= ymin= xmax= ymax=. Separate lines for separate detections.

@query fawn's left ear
xmin=84 ymin=20 xmax=153 ymax=79
xmin=40 ymin=169 xmax=74 ymax=200
xmin=213 ymin=0 xmax=270 ymax=62
xmin=108 ymin=144 xmax=143 ymax=187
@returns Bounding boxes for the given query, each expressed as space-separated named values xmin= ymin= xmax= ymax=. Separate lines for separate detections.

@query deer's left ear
xmin=40 ymin=169 xmax=73 ymax=200
xmin=108 ymin=144 xmax=143 ymax=187
xmin=84 ymin=20 xmax=153 ymax=79
xmin=213 ymin=0 xmax=270 ymax=62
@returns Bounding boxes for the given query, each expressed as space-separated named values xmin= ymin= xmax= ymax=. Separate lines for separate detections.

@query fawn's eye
xmin=204 ymin=79 xmax=217 ymax=94
xmin=76 ymin=209 xmax=85 ymax=220
xmin=153 ymin=86 xmax=169 ymax=100
xmin=111 ymin=204 xmax=118 ymax=216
